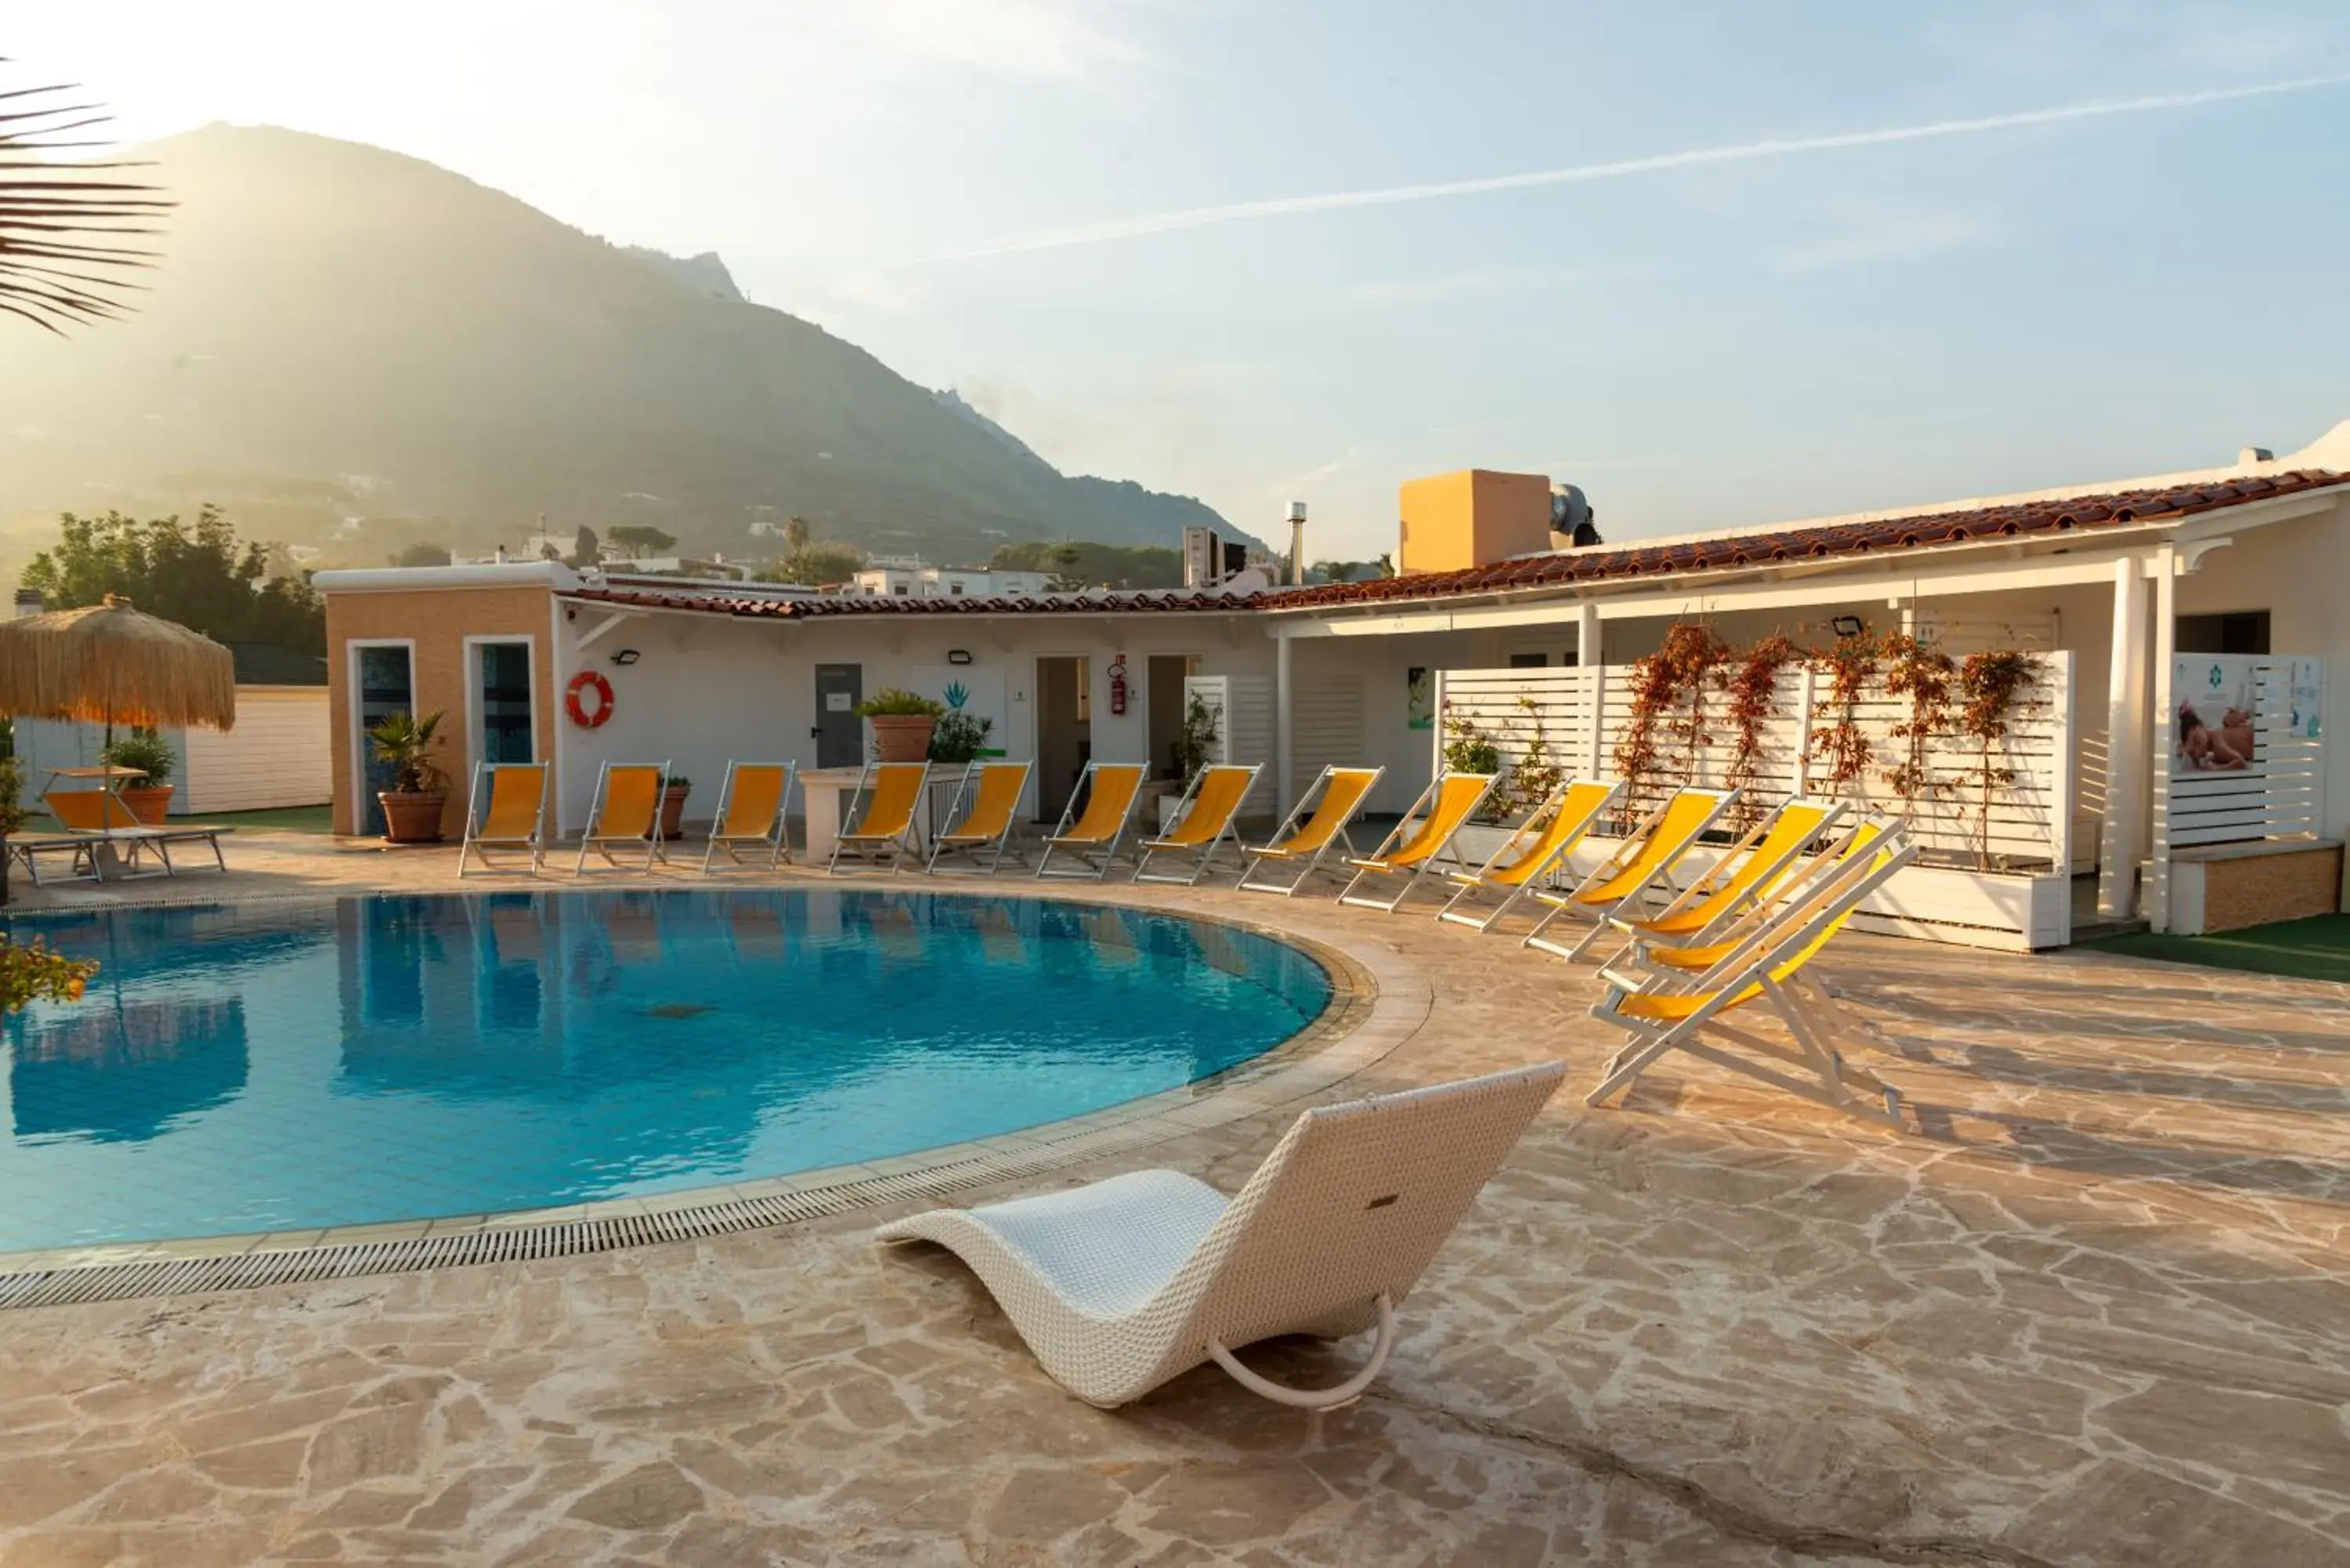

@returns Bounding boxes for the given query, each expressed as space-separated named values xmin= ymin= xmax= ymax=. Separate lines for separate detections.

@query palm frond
xmin=0 ymin=65 xmax=169 ymax=334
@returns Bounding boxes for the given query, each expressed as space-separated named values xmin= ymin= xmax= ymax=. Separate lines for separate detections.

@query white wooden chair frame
xmin=1336 ymin=772 xmax=1499 ymax=913
xmin=827 ymin=761 xmax=931 ymax=876
xmin=700 ymin=761 xmax=797 ymax=873
xmin=1520 ymin=787 xmax=1737 ymax=962
xmin=1135 ymin=763 xmax=1262 ymax=886
xmin=1588 ymin=829 xmax=1918 ymax=1129
xmin=1434 ymin=779 xmax=1622 ymax=934
xmin=1235 ymin=765 xmax=1385 ymax=897
xmin=457 ymin=762 xmax=549 ymax=877
xmin=574 ymin=759 xmax=672 ymax=875
xmin=925 ymin=761 xmax=1033 ymax=875
xmin=1036 ymin=761 xmax=1148 ymax=881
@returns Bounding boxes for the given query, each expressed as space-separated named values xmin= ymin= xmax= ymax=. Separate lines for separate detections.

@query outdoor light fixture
xmin=1830 ymin=616 xmax=1865 ymax=638
xmin=611 ymin=649 xmax=642 ymax=666
xmin=946 ymin=649 xmax=974 ymax=666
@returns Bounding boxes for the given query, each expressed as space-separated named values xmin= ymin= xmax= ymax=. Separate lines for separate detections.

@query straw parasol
xmin=0 ymin=594 xmax=237 ymax=740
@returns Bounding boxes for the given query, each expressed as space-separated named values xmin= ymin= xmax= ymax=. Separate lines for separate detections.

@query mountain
xmin=0 ymin=125 xmax=1243 ymax=569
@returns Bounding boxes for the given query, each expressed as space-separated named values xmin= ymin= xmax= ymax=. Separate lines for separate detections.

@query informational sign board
xmin=2170 ymin=655 xmax=2259 ymax=777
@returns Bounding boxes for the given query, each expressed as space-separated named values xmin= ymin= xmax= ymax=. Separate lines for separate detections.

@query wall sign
xmin=825 ymin=691 xmax=854 ymax=712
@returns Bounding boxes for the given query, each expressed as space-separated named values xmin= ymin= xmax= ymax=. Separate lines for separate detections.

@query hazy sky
xmin=17 ymin=2 xmax=2350 ymax=558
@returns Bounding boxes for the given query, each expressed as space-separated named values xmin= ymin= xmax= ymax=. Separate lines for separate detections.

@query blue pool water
xmin=0 ymin=890 xmax=1330 ymax=1252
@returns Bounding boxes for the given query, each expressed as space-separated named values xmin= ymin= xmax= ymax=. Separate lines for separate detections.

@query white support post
xmin=2096 ymin=555 xmax=2149 ymax=921
xmin=1274 ymin=630 xmax=1294 ymax=815
xmin=1584 ymin=662 xmax=1606 ymax=778
xmin=1432 ymin=668 xmax=1448 ymax=779
xmin=2146 ymin=545 xmax=2178 ymax=933
xmin=2049 ymin=652 xmax=2077 ymax=943
xmin=1574 ymin=602 xmax=1600 ymax=670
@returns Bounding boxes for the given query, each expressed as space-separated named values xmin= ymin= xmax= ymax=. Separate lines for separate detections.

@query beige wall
xmin=327 ymin=586 xmax=556 ymax=836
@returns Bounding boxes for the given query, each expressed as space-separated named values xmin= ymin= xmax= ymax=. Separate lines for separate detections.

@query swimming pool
xmin=0 ymin=890 xmax=1332 ymax=1253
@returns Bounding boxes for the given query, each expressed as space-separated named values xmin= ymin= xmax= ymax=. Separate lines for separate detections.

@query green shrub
xmin=856 ymin=688 xmax=945 ymax=719
xmin=928 ymin=710 xmax=994 ymax=763
xmin=101 ymin=728 xmax=176 ymax=786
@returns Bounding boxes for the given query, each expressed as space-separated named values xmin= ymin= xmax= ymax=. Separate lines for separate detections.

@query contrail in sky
xmin=916 ymin=74 xmax=2350 ymax=262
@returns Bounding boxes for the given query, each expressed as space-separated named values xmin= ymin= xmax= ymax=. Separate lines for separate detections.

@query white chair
xmin=876 ymin=1062 xmax=1565 ymax=1409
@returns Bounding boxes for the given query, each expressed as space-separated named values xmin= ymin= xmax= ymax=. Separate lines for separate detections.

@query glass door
xmin=355 ymin=644 xmax=415 ymax=836
xmin=475 ymin=641 xmax=535 ymax=764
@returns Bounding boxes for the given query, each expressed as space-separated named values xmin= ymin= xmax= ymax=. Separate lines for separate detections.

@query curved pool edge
xmin=0 ymin=900 xmax=1427 ymax=1309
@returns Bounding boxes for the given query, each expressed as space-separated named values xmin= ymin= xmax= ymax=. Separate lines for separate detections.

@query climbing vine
xmin=1503 ymin=694 xmax=1567 ymax=820
xmin=1614 ymin=620 xmax=1729 ymax=807
xmin=1805 ymin=627 xmax=1879 ymax=800
xmin=1722 ymin=634 xmax=1801 ymax=827
xmin=1440 ymin=703 xmax=1506 ymax=822
xmin=1955 ymin=649 xmax=2041 ymax=872
xmin=1880 ymin=632 xmax=1957 ymax=815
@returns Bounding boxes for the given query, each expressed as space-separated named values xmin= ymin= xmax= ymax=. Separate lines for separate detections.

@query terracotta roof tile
xmin=1268 ymin=469 xmax=2346 ymax=612
xmin=559 ymin=585 xmax=1258 ymax=620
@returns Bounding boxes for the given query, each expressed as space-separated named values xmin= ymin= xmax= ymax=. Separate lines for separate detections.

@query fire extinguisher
xmin=1108 ymin=654 xmax=1129 ymax=717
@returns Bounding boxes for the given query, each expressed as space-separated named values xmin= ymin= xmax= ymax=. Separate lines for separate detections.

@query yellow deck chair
xmin=1626 ymin=816 xmax=1895 ymax=983
xmin=1608 ymin=797 xmax=1846 ymax=954
xmin=1587 ymin=823 xmax=1918 ymax=1129
xmin=1520 ymin=787 xmax=1736 ymax=961
xmin=574 ymin=761 xmax=670 ymax=874
xmin=458 ymin=763 xmax=550 ymax=876
xmin=1434 ymin=779 xmax=1621 ymax=933
xmin=701 ymin=761 xmax=797 ymax=873
xmin=1036 ymin=761 xmax=1149 ymax=880
xmin=1336 ymin=771 xmax=1499 ymax=912
xmin=39 ymin=786 xmax=172 ymax=881
xmin=829 ymin=761 xmax=931 ymax=875
xmin=1135 ymin=764 xmax=1261 ymax=885
xmin=1237 ymin=765 xmax=1385 ymax=896
xmin=927 ymin=761 xmax=1033 ymax=874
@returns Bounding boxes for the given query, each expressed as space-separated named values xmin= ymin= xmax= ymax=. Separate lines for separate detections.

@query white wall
xmin=183 ymin=689 xmax=332 ymax=811
xmin=547 ymin=606 xmax=1277 ymax=832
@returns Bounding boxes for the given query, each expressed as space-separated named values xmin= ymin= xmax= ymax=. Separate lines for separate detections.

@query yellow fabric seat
xmin=1436 ymin=779 xmax=1621 ymax=934
xmin=1336 ymin=772 xmax=1498 ymax=912
xmin=1136 ymin=764 xmax=1260 ymax=885
xmin=459 ymin=763 xmax=550 ymax=876
xmin=830 ymin=762 xmax=931 ymax=874
xmin=1037 ymin=762 xmax=1149 ymax=880
xmin=927 ymin=761 xmax=1032 ymax=874
xmin=1521 ymin=787 xmax=1735 ymax=961
xmin=575 ymin=762 xmax=670 ymax=874
xmin=701 ymin=761 xmax=797 ymax=873
xmin=1238 ymin=766 xmax=1384 ymax=895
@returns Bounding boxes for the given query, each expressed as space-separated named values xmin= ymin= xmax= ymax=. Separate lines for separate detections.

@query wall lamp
xmin=610 ymin=649 xmax=642 ymax=667
xmin=1829 ymin=616 xmax=1866 ymax=638
xmin=946 ymin=649 xmax=974 ymax=666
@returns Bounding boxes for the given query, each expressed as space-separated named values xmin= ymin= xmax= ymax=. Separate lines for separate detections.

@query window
xmin=950 ymin=582 xmax=966 ymax=596
xmin=893 ymin=583 xmax=910 ymax=596
xmin=1508 ymin=652 xmax=1549 ymax=668
xmin=2175 ymin=611 xmax=2270 ymax=656
xmin=474 ymin=641 xmax=534 ymax=764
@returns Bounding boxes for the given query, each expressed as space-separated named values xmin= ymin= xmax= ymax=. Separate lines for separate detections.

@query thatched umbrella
xmin=0 ymin=594 xmax=237 ymax=742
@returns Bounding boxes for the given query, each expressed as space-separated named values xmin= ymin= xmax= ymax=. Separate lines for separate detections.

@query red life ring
xmin=566 ymin=669 xmax=616 ymax=728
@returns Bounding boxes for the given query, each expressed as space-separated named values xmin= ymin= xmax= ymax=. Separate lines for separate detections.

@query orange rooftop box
xmin=1397 ymin=469 xmax=1553 ymax=575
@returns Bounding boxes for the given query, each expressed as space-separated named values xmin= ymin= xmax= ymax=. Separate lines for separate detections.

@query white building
xmin=849 ymin=563 xmax=1054 ymax=599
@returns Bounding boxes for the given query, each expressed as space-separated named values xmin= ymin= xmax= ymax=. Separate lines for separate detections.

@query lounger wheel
xmin=1206 ymin=1293 xmax=1396 ymax=1411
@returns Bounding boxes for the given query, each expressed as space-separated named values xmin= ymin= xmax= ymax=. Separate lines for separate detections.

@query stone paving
xmin=2 ymin=833 xmax=2348 ymax=1566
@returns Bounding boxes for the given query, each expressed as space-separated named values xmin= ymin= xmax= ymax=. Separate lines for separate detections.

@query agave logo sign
xmin=942 ymin=681 xmax=970 ymax=710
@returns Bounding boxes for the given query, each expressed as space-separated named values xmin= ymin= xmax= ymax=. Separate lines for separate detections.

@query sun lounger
xmin=828 ymin=761 xmax=930 ymax=874
xmin=574 ymin=761 xmax=670 ymax=874
xmin=1434 ymin=779 xmax=1620 ymax=933
xmin=700 ymin=761 xmax=797 ymax=873
xmin=1036 ymin=761 xmax=1149 ymax=880
xmin=926 ymin=761 xmax=1032 ymax=874
xmin=1336 ymin=771 xmax=1498 ymax=912
xmin=1606 ymin=797 xmax=1845 ymax=954
xmin=1587 ymin=820 xmax=1916 ymax=1128
xmin=458 ymin=763 xmax=551 ymax=876
xmin=1134 ymin=764 xmax=1261 ymax=885
xmin=876 ymin=1061 xmax=1566 ymax=1408
xmin=1236 ymin=765 xmax=1385 ymax=896
xmin=1520 ymin=787 xmax=1736 ymax=961
xmin=36 ymin=787 xmax=200 ymax=882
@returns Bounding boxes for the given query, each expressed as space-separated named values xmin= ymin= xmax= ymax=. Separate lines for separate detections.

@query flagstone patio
xmin=2 ymin=833 xmax=2346 ymax=1566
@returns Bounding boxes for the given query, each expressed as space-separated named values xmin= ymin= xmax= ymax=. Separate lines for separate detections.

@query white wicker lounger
xmin=875 ymin=1061 xmax=1565 ymax=1409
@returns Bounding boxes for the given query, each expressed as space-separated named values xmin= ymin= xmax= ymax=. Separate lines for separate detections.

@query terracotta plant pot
xmin=378 ymin=789 xmax=448 ymax=844
xmin=868 ymin=714 xmax=937 ymax=764
xmin=653 ymin=782 xmax=689 ymax=840
xmin=116 ymin=784 xmax=175 ymax=826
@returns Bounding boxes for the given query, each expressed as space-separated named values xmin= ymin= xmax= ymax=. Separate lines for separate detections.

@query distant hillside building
xmin=850 ymin=562 xmax=1054 ymax=598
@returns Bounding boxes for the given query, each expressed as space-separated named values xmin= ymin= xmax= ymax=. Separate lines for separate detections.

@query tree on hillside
xmin=390 ymin=542 xmax=451 ymax=568
xmin=22 ymin=507 xmax=325 ymax=652
xmin=783 ymin=515 xmax=812 ymax=553
xmin=0 ymin=76 xmax=171 ymax=333
xmin=1045 ymin=545 xmax=1088 ymax=593
xmin=988 ymin=540 xmax=1184 ymax=590
xmin=760 ymin=541 xmax=866 ymax=587
xmin=569 ymin=525 xmax=600 ymax=568
xmin=605 ymin=523 xmax=677 ymax=558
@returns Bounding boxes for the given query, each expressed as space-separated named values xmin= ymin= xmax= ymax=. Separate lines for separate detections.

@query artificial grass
xmin=2078 ymin=913 xmax=2350 ymax=985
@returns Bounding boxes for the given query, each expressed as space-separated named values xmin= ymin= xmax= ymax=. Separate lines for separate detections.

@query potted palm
xmin=656 ymin=773 xmax=691 ymax=839
xmin=367 ymin=710 xmax=450 ymax=844
xmin=858 ymin=688 xmax=946 ymax=762
xmin=1162 ymin=692 xmax=1220 ymax=833
xmin=101 ymin=728 xmax=179 ymax=825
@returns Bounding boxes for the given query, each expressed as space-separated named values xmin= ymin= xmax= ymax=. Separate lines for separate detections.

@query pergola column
xmin=2097 ymin=556 xmax=2150 ymax=920
xmin=1274 ymin=630 xmax=1293 ymax=814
